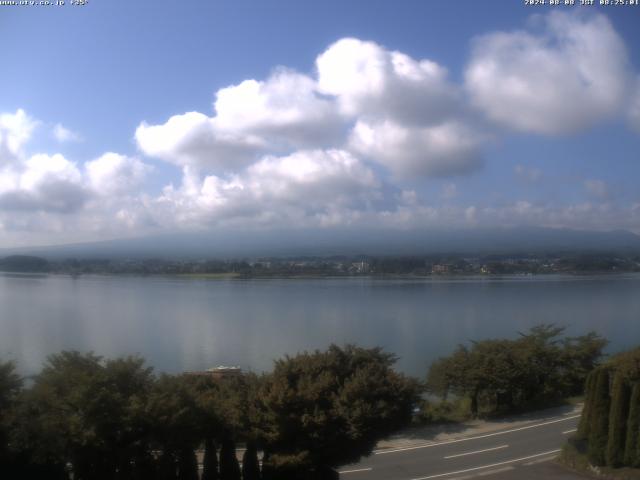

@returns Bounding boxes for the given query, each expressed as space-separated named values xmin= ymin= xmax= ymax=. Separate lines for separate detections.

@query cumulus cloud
xmin=53 ymin=124 xmax=81 ymax=143
xmin=349 ymin=119 xmax=484 ymax=177
xmin=465 ymin=12 xmax=632 ymax=134
xmin=0 ymin=111 xmax=152 ymax=219
xmin=135 ymin=112 xmax=266 ymax=171
xmin=0 ymin=154 xmax=87 ymax=213
xmin=0 ymin=109 xmax=38 ymax=165
xmin=156 ymin=149 xmax=381 ymax=228
xmin=136 ymin=69 xmax=345 ymax=173
xmin=85 ymin=153 xmax=152 ymax=196
xmin=137 ymin=37 xmax=485 ymax=180
xmin=316 ymin=38 xmax=460 ymax=126
xmin=214 ymin=68 xmax=344 ymax=145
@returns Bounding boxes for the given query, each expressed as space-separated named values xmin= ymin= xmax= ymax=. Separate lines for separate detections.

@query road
xmin=339 ymin=412 xmax=581 ymax=480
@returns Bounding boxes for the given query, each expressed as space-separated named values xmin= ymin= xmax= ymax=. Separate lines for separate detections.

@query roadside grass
xmin=413 ymin=395 xmax=583 ymax=425
xmin=559 ymin=438 xmax=640 ymax=480
xmin=413 ymin=397 xmax=472 ymax=425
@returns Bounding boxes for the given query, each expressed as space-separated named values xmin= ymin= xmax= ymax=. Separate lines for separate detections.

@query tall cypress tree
xmin=158 ymin=451 xmax=178 ymax=480
xmin=177 ymin=448 xmax=199 ymax=480
xmin=219 ymin=436 xmax=241 ymax=480
xmin=578 ymin=370 xmax=596 ymax=439
xmin=606 ymin=373 xmax=631 ymax=467
xmin=624 ymin=383 xmax=640 ymax=467
xmin=588 ymin=368 xmax=611 ymax=466
xmin=202 ymin=438 xmax=219 ymax=480
xmin=242 ymin=442 xmax=261 ymax=480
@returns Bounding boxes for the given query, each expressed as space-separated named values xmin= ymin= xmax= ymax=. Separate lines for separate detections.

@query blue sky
xmin=1 ymin=0 xmax=640 ymax=247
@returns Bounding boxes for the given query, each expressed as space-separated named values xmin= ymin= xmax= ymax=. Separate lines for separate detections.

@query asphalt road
xmin=339 ymin=412 xmax=581 ymax=480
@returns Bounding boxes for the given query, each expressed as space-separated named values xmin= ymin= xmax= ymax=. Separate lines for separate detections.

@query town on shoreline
xmin=1 ymin=252 xmax=640 ymax=277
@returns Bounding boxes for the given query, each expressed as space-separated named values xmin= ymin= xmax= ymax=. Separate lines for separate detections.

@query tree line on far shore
xmin=0 ymin=325 xmax=612 ymax=479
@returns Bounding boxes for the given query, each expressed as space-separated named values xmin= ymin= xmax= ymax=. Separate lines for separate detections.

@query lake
xmin=1 ymin=273 xmax=639 ymax=377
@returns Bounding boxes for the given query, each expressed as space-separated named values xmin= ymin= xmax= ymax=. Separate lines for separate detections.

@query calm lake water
xmin=1 ymin=273 xmax=639 ymax=377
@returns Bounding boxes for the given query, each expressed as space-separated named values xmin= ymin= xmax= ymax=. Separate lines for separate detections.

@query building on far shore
xmin=431 ymin=264 xmax=451 ymax=274
xmin=185 ymin=366 xmax=243 ymax=380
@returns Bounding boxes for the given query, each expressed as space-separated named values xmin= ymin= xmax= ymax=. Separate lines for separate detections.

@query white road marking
xmin=409 ymin=449 xmax=561 ymax=480
xmin=522 ymin=456 xmax=556 ymax=466
xmin=562 ymin=428 xmax=577 ymax=434
xmin=444 ymin=445 xmax=509 ymax=459
xmin=375 ymin=415 xmax=579 ymax=455
xmin=339 ymin=467 xmax=373 ymax=474
xmin=477 ymin=466 xmax=514 ymax=476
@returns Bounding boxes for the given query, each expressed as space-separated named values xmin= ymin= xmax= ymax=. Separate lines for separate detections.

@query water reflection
xmin=1 ymin=274 xmax=639 ymax=376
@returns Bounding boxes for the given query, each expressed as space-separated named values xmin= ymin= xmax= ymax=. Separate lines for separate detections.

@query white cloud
xmin=155 ymin=149 xmax=381 ymax=228
xmin=0 ymin=153 xmax=87 ymax=213
xmin=316 ymin=37 xmax=459 ymax=126
xmin=53 ymin=124 xmax=81 ymax=143
xmin=214 ymin=68 xmax=344 ymax=146
xmin=136 ymin=69 xmax=345 ymax=173
xmin=85 ymin=153 xmax=151 ymax=196
xmin=465 ymin=12 xmax=632 ymax=134
xmin=136 ymin=38 xmax=486 ymax=181
xmin=349 ymin=119 xmax=484 ymax=177
xmin=0 ymin=109 xmax=38 ymax=165
xmin=135 ymin=112 xmax=266 ymax=172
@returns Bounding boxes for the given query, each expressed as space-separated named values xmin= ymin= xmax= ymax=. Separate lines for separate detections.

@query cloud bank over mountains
xmin=1 ymin=11 xmax=640 ymax=247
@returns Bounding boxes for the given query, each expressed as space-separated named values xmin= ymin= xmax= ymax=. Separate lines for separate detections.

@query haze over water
xmin=2 ymin=273 xmax=639 ymax=377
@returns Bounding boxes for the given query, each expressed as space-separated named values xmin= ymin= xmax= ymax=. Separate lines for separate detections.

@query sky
xmin=1 ymin=0 xmax=640 ymax=248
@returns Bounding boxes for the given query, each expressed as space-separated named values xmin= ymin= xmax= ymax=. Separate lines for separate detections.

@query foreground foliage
xmin=426 ymin=325 xmax=607 ymax=417
xmin=0 ymin=345 xmax=419 ymax=479
xmin=576 ymin=347 xmax=640 ymax=469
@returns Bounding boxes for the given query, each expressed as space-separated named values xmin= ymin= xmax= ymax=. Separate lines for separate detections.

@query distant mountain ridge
xmin=1 ymin=227 xmax=639 ymax=260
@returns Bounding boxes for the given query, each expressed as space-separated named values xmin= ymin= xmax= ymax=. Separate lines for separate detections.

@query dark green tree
xmin=202 ymin=437 xmax=219 ymax=480
xmin=577 ymin=370 xmax=596 ymax=439
xmin=588 ymin=367 xmax=611 ymax=466
xmin=242 ymin=441 xmax=261 ymax=480
xmin=606 ymin=373 xmax=631 ymax=467
xmin=219 ymin=435 xmax=241 ymax=480
xmin=177 ymin=447 xmax=199 ymax=480
xmin=560 ymin=332 xmax=608 ymax=395
xmin=624 ymin=383 xmax=640 ymax=467
xmin=257 ymin=345 xmax=420 ymax=476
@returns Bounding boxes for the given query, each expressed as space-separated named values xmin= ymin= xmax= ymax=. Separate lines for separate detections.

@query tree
xmin=426 ymin=325 xmax=606 ymax=418
xmin=146 ymin=375 xmax=204 ymax=479
xmin=201 ymin=437 xmax=219 ymax=480
xmin=0 ymin=361 xmax=23 ymax=475
xmin=560 ymin=332 xmax=608 ymax=396
xmin=242 ymin=441 xmax=261 ymax=480
xmin=588 ymin=367 xmax=611 ymax=466
xmin=577 ymin=370 xmax=596 ymax=439
xmin=257 ymin=345 xmax=420 ymax=476
xmin=219 ymin=435 xmax=241 ymax=480
xmin=624 ymin=383 xmax=640 ymax=467
xmin=606 ymin=373 xmax=631 ymax=467
xmin=177 ymin=447 xmax=199 ymax=480
xmin=12 ymin=352 xmax=155 ymax=480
